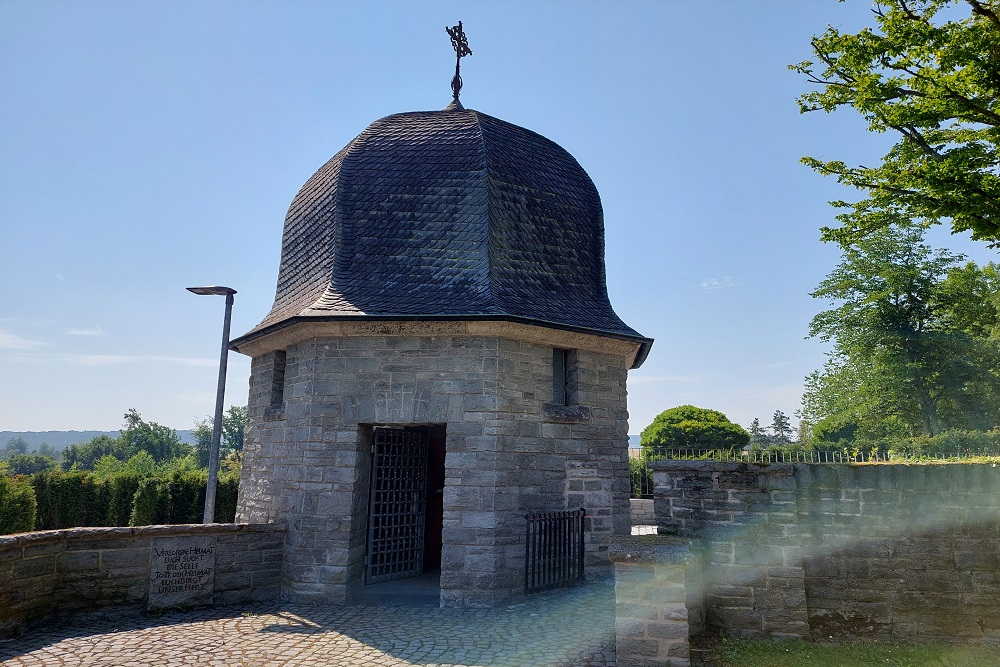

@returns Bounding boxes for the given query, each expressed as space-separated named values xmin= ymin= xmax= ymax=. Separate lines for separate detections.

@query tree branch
xmin=967 ymin=0 xmax=1000 ymax=31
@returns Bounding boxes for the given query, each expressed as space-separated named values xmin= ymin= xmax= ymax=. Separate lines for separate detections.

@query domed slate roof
xmin=236 ymin=102 xmax=650 ymax=365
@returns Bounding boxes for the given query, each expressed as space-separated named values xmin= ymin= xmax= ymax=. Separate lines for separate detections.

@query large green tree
xmin=62 ymin=410 xmax=190 ymax=470
xmin=119 ymin=409 xmax=188 ymax=463
xmin=806 ymin=225 xmax=1000 ymax=438
xmin=641 ymin=405 xmax=750 ymax=451
xmin=192 ymin=405 xmax=247 ymax=468
xmin=2 ymin=437 xmax=29 ymax=460
xmin=792 ymin=0 xmax=1000 ymax=246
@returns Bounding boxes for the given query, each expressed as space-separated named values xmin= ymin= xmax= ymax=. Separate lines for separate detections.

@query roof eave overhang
xmin=230 ymin=314 xmax=653 ymax=369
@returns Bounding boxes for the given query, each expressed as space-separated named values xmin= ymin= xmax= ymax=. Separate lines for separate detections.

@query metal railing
xmin=628 ymin=446 xmax=1000 ymax=498
xmin=524 ymin=508 xmax=585 ymax=594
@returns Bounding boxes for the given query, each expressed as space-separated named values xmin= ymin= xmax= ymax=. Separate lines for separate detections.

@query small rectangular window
xmin=553 ymin=348 xmax=568 ymax=405
xmin=270 ymin=350 xmax=287 ymax=409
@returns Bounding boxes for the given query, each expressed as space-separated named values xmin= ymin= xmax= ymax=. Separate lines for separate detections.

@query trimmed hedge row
xmin=0 ymin=470 xmax=239 ymax=535
xmin=0 ymin=475 xmax=36 ymax=534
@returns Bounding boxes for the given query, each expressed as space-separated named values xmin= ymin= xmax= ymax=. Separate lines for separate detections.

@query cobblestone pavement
xmin=0 ymin=583 xmax=616 ymax=667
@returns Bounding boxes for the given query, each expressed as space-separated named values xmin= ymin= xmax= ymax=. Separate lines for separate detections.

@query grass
xmin=715 ymin=638 xmax=1000 ymax=667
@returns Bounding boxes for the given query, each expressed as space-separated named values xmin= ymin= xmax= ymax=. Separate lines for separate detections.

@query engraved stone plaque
xmin=147 ymin=535 xmax=216 ymax=610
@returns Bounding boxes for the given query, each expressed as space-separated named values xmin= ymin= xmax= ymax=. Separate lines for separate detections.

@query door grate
xmin=365 ymin=427 xmax=429 ymax=584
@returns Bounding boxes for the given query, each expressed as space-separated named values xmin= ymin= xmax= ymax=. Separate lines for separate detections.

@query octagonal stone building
xmin=230 ymin=98 xmax=652 ymax=607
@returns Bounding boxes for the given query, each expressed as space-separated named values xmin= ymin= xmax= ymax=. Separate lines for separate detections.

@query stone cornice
xmin=232 ymin=317 xmax=647 ymax=367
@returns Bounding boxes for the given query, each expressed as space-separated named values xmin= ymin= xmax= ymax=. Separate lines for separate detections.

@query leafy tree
xmin=193 ymin=405 xmax=247 ymax=468
xmin=641 ymin=405 xmax=750 ymax=450
xmin=192 ymin=419 xmax=213 ymax=468
xmin=93 ymin=451 xmax=158 ymax=481
xmin=62 ymin=434 xmax=131 ymax=471
xmin=61 ymin=410 xmax=191 ymax=471
xmin=6 ymin=452 xmax=57 ymax=476
xmin=771 ymin=410 xmax=794 ymax=444
xmin=2 ymin=437 xmax=29 ymax=460
xmin=806 ymin=225 xmax=1000 ymax=438
xmin=792 ymin=0 xmax=1000 ymax=246
xmin=92 ymin=454 xmax=125 ymax=480
xmin=119 ymin=409 xmax=189 ymax=463
xmin=222 ymin=405 xmax=247 ymax=453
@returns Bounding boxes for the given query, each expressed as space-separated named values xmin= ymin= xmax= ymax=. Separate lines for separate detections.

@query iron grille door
xmin=365 ymin=427 xmax=429 ymax=584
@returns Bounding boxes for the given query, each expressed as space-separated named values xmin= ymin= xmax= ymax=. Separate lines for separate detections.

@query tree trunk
xmin=913 ymin=381 xmax=940 ymax=436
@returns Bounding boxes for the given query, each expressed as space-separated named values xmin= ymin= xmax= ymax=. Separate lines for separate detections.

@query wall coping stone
xmin=650 ymin=460 xmax=795 ymax=476
xmin=609 ymin=535 xmax=697 ymax=565
xmin=0 ymin=523 xmax=286 ymax=548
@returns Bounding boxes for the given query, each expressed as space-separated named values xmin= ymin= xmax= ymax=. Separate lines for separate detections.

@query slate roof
xmin=234 ymin=101 xmax=651 ymax=366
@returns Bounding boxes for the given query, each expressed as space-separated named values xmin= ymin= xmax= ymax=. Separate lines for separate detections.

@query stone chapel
xmin=229 ymin=41 xmax=651 ymax=605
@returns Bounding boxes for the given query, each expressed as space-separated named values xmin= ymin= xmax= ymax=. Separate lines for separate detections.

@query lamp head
xmin=187 ymin=286 xmax=237 ymax=296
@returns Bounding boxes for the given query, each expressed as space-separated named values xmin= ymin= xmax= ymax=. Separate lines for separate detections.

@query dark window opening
xmin=552 ymin=348 xmax=578 ymax=406
xmin=269 ymin=350 xmax=287 ymax=409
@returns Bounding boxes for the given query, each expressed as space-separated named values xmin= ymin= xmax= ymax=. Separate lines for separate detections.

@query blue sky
xmin=1 ymin=1 xmax=994 ymax=434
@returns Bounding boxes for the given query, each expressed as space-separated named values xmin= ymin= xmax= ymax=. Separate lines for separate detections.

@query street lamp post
xmin=187 ymin=285 xmax=237 ymax=524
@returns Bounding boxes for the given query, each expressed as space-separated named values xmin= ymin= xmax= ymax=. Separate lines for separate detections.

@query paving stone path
xmin=0 ymin=584 xmax=616 ymax=667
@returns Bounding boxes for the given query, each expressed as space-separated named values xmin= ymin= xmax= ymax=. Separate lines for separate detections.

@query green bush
xmin=0 ymin=475 xmax=37 ymax=534
xmin=641 ymin=405 xmax=750 ymax=450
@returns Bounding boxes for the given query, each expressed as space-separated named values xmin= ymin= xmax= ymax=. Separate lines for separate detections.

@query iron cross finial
xmin=446 ymin=21 xmax=472 ymax=100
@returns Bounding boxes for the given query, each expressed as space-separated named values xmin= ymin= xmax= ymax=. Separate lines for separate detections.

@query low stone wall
xmin=610 ymin=536 xmax=703 ymax=667
xmin=651 ymin=461 xmax=1000 ymax=643
xmin=0 ymin=523 xmax=285 ymax=637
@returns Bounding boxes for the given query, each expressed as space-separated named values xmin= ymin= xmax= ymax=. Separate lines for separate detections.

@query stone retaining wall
xmin=610 ymin=536 xmax=703 ymax=667
xmin=650 ymin=461 xmax=1000 ymax=643
xmin=0 ymin=523 xmax=285 ymax=637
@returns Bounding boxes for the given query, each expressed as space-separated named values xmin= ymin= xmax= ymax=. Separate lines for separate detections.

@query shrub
xmin=0 ymin=475 xmax=36 ymax=534
xmin=215 ymin=473 xmax=239 ymax=523
xmin=0 ymin=466 xmax=240 ymax=535
xmin=31 ymin=470 xmax=104 ymax=529
xmin=130 ymin=477 xmax=167 ymax=526
xmin=641 ymin=405 xmax=750 ymax=450
xmin=105 ymin=473 xmax=144 ymax=526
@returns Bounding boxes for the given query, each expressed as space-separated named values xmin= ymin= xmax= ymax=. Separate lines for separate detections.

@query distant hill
xmin=2 ymin=430 xmax=196 ymax=451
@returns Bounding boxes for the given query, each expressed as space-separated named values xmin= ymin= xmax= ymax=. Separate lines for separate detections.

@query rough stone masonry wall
xmin=0 ymin=523 xmax=284 ymax=638
xmin=630 ymin=499 xmax=655 ymax=526
xmin=492 ymin=337 xmax=631 ymax=587
xmin=236 ymin=330 xmax=631 ymax=607
xmin=652 ymin=461 xmax=1000 ymax=643
xmin=611 ymin=536 xmax=704 ymax=667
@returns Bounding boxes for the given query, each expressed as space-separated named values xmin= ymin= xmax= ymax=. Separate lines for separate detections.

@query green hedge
xmin=0 ymin=475 xmax=37 ymax=534
xmin=810 ymin=429 xmax=1000 ymax=458
xmin=14 ymin=469 xmax=239 ymax=534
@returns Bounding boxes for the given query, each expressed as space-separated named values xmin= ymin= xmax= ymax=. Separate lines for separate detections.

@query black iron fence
xmin=629 ymin=446 xmax=1000 ymax=498
xmin=524 ymin=508 xmax=585 ymax=594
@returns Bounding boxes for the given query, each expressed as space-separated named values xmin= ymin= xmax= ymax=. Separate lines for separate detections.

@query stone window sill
xmin=541 ymin=403 xmax=591 ymax=423
xmin=263 ymin=406 xmax=285 ymax=422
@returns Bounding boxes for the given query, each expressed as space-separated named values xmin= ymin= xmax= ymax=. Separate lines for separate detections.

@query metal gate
xmin=524 ymin=508 xmax=586 ymax=593
xmin=365 ymin=427 xmax=429 ymax=584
